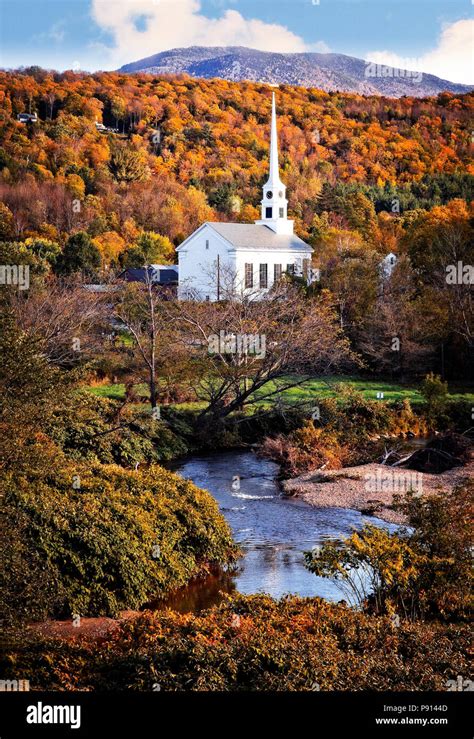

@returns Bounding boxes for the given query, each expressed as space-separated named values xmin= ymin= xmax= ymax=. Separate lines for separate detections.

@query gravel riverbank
xmin=282 ymin=461 xmax=473 ymax=524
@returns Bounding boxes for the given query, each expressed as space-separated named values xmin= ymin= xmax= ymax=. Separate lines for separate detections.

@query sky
xmin=0 ymin=0 xmax=473 ymax=83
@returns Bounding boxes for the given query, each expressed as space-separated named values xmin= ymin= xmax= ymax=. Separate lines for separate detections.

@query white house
xmin=379 ymin=252 xmax=398 ymax=279
xmin=177 ymin=93 xmax=313 ymax=301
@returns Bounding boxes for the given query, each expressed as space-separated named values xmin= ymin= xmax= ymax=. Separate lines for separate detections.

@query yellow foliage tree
xmin=93 ymin=230 xmax=126 ymax=267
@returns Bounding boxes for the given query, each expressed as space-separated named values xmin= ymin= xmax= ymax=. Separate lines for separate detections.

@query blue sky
xmin=0 ymin=0 xmax=472 ymax=83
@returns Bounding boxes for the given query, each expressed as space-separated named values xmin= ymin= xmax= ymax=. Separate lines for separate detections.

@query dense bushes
xmin=261 ymin=423 xmax=345 ymax=476
xmin=305 ymin=482 xmax=473 ymax=622
xmin=0 ymin=301 xmax=240 ymax=628
xmin=48 ymin=391 xmax=189 ymax=465
xmin=2 ymin=595 xmax=471 ymax=691
xmin=1 ymin=451 xmax=238 ymax=624
xmin=260 ymin=385 xmax=428 ymax=476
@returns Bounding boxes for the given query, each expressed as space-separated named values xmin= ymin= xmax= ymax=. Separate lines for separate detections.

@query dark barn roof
xmin=119 ymin=265 xmax=178 ymax=285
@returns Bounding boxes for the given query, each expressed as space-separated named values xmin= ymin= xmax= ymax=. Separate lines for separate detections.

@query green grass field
xmin=87 ymin=383 xmax=131 ymax=400
xmin=86 ymin=375 xmax=474 ymax=408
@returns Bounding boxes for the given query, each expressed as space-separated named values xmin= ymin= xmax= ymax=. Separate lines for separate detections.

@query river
xmin=152 ymin=449 xmax=398 ymax=612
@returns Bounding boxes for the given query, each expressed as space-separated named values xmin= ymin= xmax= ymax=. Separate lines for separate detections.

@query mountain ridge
xmin=118 ymin=46 xmax=472 ymax=98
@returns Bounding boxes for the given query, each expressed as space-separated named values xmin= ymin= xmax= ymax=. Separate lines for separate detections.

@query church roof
xmin=207 ymin=222 xmax=313 ymax=252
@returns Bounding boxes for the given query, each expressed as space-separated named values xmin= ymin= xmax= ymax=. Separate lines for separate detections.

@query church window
xmin=205 ymin=240 xmax=209 ymax=249
xmin=245 ymin=263 xmax=253 ymax=289
xmin=265 ymin=207 xmax=272 ymax=218
xmin=279 ymin=207 xmax=284 ymax=218
xmin=286 ymin=264 xmax=295 ymax=275
xmin=274 ymin=264 xmax=282 ymax=282
xmin=259 ymin=264 xmax=268 ymax=288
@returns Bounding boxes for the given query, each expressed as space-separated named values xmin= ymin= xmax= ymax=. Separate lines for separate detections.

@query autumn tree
xmin=402 ymin=199 xmax=474 ymax=369
xmin=114 ymin=273 xmax=173 ymax=410
xmin=166 ymin=282 xmax=357 ymax=423
xmin=93 ymin=230 xmax=126 ymax=268
xmin=357 ymin=255 xmax=436 ymax=378
xmin=120 ymin=231 xmax=175 ymax=267
xmin=109 ymin=143 xmax=150 ymax=183
xmin=57 ymin=231 xmax=101 ymax=277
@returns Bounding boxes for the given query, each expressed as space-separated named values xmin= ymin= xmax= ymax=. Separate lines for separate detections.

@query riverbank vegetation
xmin=306 ymin=481 xmax=473 ymax=622
xmin=2 ymin=595 xmax=470 ymax=691
xmin=259 ymin=381 xmax=472 ymax=476
xmin=2 ymin=480 xmax=471 ymax=691
xmin=0 ymin=312 xmax=238 ymax=627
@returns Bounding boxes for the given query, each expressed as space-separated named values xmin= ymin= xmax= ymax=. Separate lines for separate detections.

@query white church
xmin=177 ymin=93 xmax=313 ymax=301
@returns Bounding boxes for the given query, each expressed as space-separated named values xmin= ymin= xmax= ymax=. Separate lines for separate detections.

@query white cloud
xmin=309 ymin=41 xmax=331 ymax=54
xmin=32 ymin=20 xmax=67 ymax=45
xmin=91 ymin=0 xmax=310 ymax=67
xmin=49 ymin=21 xmax=67 ymax=44
xmin=366 ymin=19 xmax=474 ymax=85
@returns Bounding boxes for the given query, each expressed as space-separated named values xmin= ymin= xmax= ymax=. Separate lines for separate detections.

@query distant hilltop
xmin=118 ymin=46 xmax=473 ymax=98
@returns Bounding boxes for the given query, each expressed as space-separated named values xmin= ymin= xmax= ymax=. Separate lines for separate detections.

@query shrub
xmin=394 ymin=480 xmax=473 ymax=620
xmin=305 ymin=481 xmax=473 ymax=622
xmin=305 ymin=524 xmax=423 ymax=618
xmin=420 ymin=372 xmax=449 ymax=425
xmin=1 ymin=452 xmax=238 ymax=623
xmin=2 ymin=596 xmax=471 ymax=691
xmin=260 ymin=422 xmax=345 ymax=476
xmin=260 ymin=385 xmax=403 ymax=475
xmin=48 ymin=391 xmax=188 ymax=465
xmin=438 ymin=398 xmax=474 ymax=433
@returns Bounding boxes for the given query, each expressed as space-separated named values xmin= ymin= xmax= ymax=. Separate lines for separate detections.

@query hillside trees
xmin=0 ymin=70 xmax=472 ymax=376
xmin=109 ymin=142 xmax=150 ymax=183
xmin=57 ymin=231 xmax=101 ymax=276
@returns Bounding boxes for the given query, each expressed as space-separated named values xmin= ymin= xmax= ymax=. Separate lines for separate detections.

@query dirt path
xmin=31 ymin=610 xmax=140 ymax=641
xmin=282 ymin=461 xmax=473 ymax=524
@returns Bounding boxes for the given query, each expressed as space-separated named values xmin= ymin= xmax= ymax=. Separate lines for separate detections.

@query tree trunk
xmin=149 ymin=369 xmax=157 ymax=409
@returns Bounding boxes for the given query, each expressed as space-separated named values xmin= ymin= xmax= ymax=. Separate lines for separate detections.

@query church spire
xmin=255 ymin=92 xmax=294 ymax=235
xmin=267 ymin=92 xmax=283 ymax=188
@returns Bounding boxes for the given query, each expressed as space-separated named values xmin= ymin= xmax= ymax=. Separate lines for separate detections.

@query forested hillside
xmin=0 ymin=68 xmax=472 ymax=378
xmin=0 ymin=69 xmax=473 ymax=242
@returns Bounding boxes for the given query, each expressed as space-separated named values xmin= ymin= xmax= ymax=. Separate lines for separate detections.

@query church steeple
xmin=255 ymin=92 xmax=294 ymax=235
xmin=267 ymin=92 xmax=284 ymax=189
